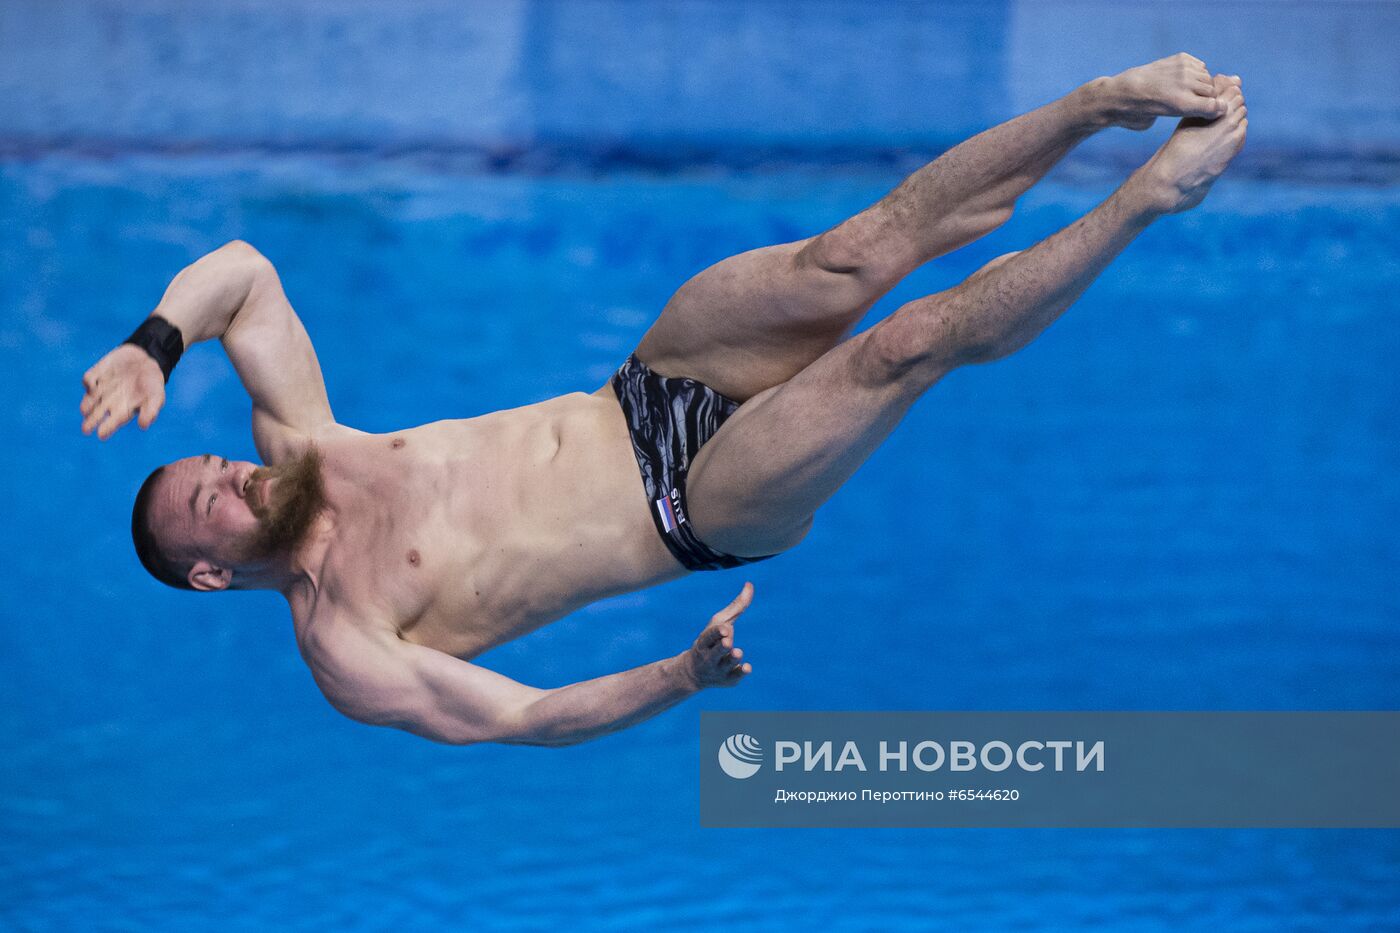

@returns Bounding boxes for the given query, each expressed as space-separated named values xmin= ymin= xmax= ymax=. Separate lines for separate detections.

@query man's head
xmin=132 ymin=446 xmax=326 ymax=591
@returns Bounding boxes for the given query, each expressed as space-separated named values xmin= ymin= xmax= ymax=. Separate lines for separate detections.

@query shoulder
xmin=296 ymin=608 xmax=416 ymax=726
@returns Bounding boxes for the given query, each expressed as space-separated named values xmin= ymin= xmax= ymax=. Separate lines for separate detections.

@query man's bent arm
xmin=321 ymin=585 xmax=755 ymax=746
xmin=81 ymin=240 xmax=333 ymax=453
xmin=145 ymin=240 xmax=270 ymax=345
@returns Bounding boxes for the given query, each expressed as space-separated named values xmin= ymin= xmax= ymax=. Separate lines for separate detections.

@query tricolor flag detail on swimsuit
xmin=656 ymin=487 xmax=686 ymax=533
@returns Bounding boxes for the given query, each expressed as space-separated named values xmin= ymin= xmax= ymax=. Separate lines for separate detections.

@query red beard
xmin=238 ymin=446 xmax=327 ymax=564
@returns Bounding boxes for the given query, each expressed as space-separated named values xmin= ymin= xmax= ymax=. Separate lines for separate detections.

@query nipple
xmin=407 ymin=549 xmax=421 ymax=567
xmin=390 ymin=438 xmax=405 ymax=450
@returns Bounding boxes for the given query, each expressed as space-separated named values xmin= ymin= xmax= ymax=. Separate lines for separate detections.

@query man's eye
xmin=220 ymin=459 xmax=228 ymax=472
xmin=207 ymin=493 xmax=217 ymax=516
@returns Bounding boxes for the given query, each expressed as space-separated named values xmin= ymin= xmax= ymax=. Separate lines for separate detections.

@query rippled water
xmin=2 ymin=152 xmax=1398 ymax=929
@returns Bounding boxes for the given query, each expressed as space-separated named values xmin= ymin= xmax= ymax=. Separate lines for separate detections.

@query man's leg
xmin=686 ymin=83 xmax=1248 ymax=556
xmin=635 ymin=54 xmax=1227 ymax=402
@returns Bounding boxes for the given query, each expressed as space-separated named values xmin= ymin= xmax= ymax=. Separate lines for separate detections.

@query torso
xmin=286 ymin=387 xmax=685 ymax=660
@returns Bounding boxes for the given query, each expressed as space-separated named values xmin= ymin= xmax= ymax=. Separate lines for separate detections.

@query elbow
xmin=217 ymin=240 xmax=277 ymax=281
xmin=219 ymin=238 xmax=264 ymax=262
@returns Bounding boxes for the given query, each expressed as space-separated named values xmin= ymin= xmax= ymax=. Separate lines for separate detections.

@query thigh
xmin=684 ymin=328 xmax=928 ymax=557
xmin=633 ymin=238 xmax=878 ymax=402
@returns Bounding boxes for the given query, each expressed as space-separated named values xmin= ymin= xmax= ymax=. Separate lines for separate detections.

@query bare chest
xmin=305 ymin=398 xmax=679 ymax=658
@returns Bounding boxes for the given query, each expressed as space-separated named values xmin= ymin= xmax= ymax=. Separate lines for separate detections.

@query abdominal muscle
xmin=302 ymin=388 xmax=685 ymax=660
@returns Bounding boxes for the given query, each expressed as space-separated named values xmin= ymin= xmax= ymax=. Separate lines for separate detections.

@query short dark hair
xmin=132 ymin=466 xmax=194 ymax=590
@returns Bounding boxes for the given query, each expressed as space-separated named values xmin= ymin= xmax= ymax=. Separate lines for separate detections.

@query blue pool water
xmin=4 ymin=147 xmax=1399 ymax=931
xmin=3 ymin=1 xmax=1399 ymax=929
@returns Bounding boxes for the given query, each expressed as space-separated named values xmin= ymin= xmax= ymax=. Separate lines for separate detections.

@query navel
xmin=407 ymin=549 xmax=421 ymax=567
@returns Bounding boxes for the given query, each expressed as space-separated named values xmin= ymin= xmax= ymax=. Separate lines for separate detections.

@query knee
xmin=799 ymin=231 xmax=862 ymax=276
xmin=862 ymin=293 xmax=1008 ymax=379
xmin=782 ymin=515 xmax=815 ymax=549
xmin=799 ymin=228 xmax=903 ymax=291
xmin=950 ymin=205 xmax=1015 ymax=249
xmin=977 ymin=249 xmax=1022 ymax=277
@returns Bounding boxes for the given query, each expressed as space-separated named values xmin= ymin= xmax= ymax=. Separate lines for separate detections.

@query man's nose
xmin=229 ymin=463 xmax=253 ymax=498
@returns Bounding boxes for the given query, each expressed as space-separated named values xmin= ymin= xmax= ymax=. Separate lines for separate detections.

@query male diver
xmin=81 ymin=56 xmax=1246 ymax=745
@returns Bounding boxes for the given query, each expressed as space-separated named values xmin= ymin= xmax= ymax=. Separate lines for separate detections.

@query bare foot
xmin=1092 ymin=53 xmax=1235 ymax=129
xmin=1132 ymin=77 xmax=1248 ymax=213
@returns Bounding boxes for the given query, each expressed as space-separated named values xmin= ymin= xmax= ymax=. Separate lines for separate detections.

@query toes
xmin=1178 ymin=92 xmax=1224 ymax=118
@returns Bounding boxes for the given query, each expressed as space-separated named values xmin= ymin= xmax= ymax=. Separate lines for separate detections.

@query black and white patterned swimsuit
xmin=610 ymin=354 xmax=777 ymax=572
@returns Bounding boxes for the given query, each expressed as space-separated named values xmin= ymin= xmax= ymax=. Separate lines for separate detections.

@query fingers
xmin=713 ymin=644 xmax=751 ymax=686
xmin=81 ymin=398 xmax=109 ymax=435
xmin=80 ymin=364 xmax=110 ymax=434
xmin=80 ymin=364 xmax=104 ymax=418
xmin=97 ymin=402 xmax=138 ymax=440
xmin=710 ymin=581 xmax=754 ymax=626
xmin=81 ymin=356 xmax=164 ymax=437
xmin=704 ymin=624 xmax=735 ymax=656
xmin=691 ymin=582 xmax=759 ymax=686
xmin=83 ymin=391 xmax=155 ymax=439
xmin=136 ymin=394 xmax=164 ymax=429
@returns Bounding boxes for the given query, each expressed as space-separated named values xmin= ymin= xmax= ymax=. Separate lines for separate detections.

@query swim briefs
xmin=610 ymin=354 xmax=776 ymax=572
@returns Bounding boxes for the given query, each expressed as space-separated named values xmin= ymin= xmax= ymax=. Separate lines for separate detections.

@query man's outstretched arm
xmin=80 ymin=240 xmax=333 ymax=459
xmin=316 ymin=584 xmax=756 ymax=747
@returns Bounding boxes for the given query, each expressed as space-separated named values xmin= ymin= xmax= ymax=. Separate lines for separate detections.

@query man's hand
xmin=80 ymin=343 xmax=166 ymax=440
xmin=682 ymin=582 xmax=755 ymax=689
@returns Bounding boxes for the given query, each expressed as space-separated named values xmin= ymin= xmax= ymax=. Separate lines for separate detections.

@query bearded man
xmin=82 ymin=57 xmax=1246 ymax=745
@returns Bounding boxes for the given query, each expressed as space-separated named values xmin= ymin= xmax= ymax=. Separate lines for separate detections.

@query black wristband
xmin=123 ymin=315 xmax=185 ymax=383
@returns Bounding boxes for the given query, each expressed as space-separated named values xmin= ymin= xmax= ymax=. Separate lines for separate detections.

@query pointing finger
xmin=711 ymin=582 xmax=754 ymax=624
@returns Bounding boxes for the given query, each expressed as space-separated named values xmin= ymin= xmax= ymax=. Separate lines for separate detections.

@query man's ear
xmin=188 ymin=560 xmax=232 ymax=592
